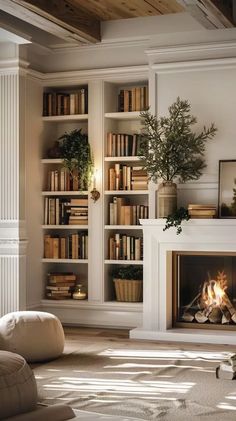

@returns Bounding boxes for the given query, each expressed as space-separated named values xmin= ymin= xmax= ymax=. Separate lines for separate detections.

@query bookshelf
xmin=36 ymin=71 xmax=149 ymax=326
xmin=103 ymin=78 xmax=149 ymax=303
xmin=41 ymin=84 xmax=89 ymax=303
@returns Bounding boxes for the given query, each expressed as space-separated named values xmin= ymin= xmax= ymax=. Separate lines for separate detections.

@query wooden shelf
xmin=104 ymin=190 xmax=148 ymax=195
xmin=104 ymin=156 xmax=141 ymax=162
xmin=104 ymin=260 xmax=143 ymax=265
xmin=42 ymin=191 xmax=88 ymax=196
xmin=42 ymin=225 xmax=88 ymax=229
xmin=41 ymin=159 xmax=63 ymax=164
xmin=42 ymin=258 xmax=88 ymax=263
xmin=105 ymin=225 xmax=142 ymax=230
xmin=42 ymin=114 xmax=88 ymax=122
xmin=105 ymin=111 xmax=141 ymax=120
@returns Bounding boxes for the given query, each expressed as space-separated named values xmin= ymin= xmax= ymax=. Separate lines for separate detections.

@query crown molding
xmin=48 ymin=38 xmax=149 ymax=54
xmin=26 ymin=64 xmax=149 ymax=85
xmin=146 ymin=40 xmax=236 ymax=67
xmin=151 ymin=56 xmax=236 ymax=73
xmin=0 ymin=58 xmax=30 ymax=74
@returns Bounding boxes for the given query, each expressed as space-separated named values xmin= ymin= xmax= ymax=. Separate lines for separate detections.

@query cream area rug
xmin=34 ymin=336 xmax=236 ymax=421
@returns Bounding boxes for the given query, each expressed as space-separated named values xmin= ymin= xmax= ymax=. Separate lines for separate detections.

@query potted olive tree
xmin=138 ymin=97 xmax=217 ymax=220
xmin=58 ymin=128 xmax=93 ymax=190
xmin=112 ymin=266 xmax=143 ymax=302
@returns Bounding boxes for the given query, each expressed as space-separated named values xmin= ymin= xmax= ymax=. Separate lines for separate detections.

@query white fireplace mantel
xmin=130 ymin=219 xmax=236 ymax=345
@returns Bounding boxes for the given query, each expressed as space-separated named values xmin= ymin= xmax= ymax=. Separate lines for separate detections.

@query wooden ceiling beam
xmin=10 ymin=0 xmax=101 ymax=43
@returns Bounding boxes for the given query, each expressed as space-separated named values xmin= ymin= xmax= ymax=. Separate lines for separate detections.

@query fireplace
xmin=172 ymin=252 xmax=236 ymax=330
xmin=130 ymin=219 xmax=236 ymax=344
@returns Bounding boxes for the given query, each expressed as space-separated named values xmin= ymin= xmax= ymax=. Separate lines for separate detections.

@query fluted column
xmin=0 ymin=49 xmax=28 ymax=316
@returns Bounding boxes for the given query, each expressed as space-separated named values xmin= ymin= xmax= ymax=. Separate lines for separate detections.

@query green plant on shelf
xmin=58 ymin=128 xmax=94 ymax=190
xmin=112 ymin=266 xmax=143 ymax=280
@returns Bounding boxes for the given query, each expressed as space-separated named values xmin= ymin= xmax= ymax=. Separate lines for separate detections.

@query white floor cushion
xmin=0 ymin=350 xmax=37 ymax=419
xmin=0 ymin=311 xmax=65 ymax=362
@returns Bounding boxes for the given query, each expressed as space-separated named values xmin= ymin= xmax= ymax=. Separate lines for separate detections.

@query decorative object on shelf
xmin=58 ymin=128 xmax=93 ymax=190
xmin=163 ymin=207 xmax=190 ymax=235
xmin=46 ymin=141 xmax=62 ymax=159
xmin=138 ymin=97 xmax=217 ymax=218
xmin=188 ymin=204 xmax=217 ymax=219
xmin=72 ymin=284 xmax=87 ymax=300
xmin=112 ymin=266 xmax=143 ymax=302
xmin=218 ymin=160 xmax=236 ymax=218
xmin=90 ymin=169 xmax=100 ymax=202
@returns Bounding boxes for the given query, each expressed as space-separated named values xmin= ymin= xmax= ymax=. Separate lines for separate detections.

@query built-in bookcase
xmin=38 ymin=71 xmax=150 ymax=326
xmin=41 ymin=84 xmax=89 ymax=302
xmin=103 ymin=79 xmax=149 ymax=303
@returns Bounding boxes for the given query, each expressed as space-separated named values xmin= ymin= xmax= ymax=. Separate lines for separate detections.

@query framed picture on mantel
xmin=219 ymin=160 xmax=236 ymax=218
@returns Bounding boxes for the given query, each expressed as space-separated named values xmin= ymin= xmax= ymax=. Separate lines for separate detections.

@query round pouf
xmin=0 ymin=311 xmax=65 ymax=362
xmin=0 ymin=350 xmax=37 ymax=419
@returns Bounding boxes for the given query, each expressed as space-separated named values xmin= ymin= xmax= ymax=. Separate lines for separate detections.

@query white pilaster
xmin=0 ymin=45 xmax=28 ymax=316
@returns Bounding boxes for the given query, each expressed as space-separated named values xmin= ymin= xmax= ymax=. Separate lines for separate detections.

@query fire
xmin=202 ymin=271 xmax=227 ymax=308
xmin=204 ymin=280 xmax=226 ymax=307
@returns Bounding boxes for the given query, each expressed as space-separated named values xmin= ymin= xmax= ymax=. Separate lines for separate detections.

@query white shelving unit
xmin=103 ymin=77 xmax=149 ymax=304
xmin=41 ymin=84 xmax=89 ymax=306
xmin=36 ymin=70 xmax=149 ymax=327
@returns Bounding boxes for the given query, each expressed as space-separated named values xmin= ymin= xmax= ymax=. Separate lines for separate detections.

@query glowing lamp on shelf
xmin=90 ymin=169 xmax=100 ymax=202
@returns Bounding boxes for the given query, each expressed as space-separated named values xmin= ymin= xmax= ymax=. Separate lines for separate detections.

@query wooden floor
xmin=63 ymin=326 xmax=236 ymax=352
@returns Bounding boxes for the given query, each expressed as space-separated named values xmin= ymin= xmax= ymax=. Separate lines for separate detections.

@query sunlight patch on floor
xmin=100 ymin=349 xmax=232 ymax=362
xmin=218 ymin=402 xmax=236 ymax=411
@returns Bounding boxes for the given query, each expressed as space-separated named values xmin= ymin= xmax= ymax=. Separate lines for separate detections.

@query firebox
xmin=172 ymin=252 xmax=236 ymax=330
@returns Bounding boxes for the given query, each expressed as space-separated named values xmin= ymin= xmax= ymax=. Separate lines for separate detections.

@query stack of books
xmin=109 ymin=234 xmax=143 ymax=261
xmin=44 ymin=232 xmax=88 ymax=259
xmin=109 ymin=197 xmax=148 ymax=225
xmin=118 ymin=85 xmax=148 ymax=112
xmin=106 ymin=132 xmax=142 ymax=157
xmin=46 ymin=272 xmax=77 ymax=300
xmin=188 ymin=204 xmax=217 ymax=219
xmin=216 ymin=355 xmax=236 ymax=380
xmin=131 ymin=167 xmax=148 ymax=190
xmin=43 ymin=88 xmax=88 ymax=116
xmin=67 ymin=198 xmax=88 ymax=225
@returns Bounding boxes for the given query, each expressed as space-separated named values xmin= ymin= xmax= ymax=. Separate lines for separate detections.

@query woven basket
xmin=113 ymin=278 xmax=143 ymax=302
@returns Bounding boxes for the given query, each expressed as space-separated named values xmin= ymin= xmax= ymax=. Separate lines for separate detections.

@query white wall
xmin=153 ymin=63 xmax=236 ymax=208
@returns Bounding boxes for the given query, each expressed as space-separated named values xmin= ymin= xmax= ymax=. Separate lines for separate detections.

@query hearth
xmin=172 ymin=252 xmax=236 ymax=330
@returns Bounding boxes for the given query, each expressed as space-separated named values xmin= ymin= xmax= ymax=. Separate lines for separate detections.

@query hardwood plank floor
xmin=64 ymin=326 xmax=236 ymax=352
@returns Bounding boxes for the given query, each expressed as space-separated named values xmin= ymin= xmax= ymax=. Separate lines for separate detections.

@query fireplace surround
xmin=130 ymin=219 xmax=236 ymax=344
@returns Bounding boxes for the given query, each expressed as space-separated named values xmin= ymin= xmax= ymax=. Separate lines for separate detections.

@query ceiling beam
xmin=0 ymin=0 xmax=101 ymax=44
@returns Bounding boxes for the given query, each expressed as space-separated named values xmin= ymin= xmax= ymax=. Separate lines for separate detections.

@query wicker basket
xmin=113 ymin=278 xmax=143 ymax=302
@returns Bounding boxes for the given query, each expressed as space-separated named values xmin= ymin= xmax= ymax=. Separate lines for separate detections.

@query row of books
xmin=46 ymin=272 xmax=77 ymax=300
xmin=109 ymin=197 xmax=148 ymax=225
xmin=109 ymin=234 xmax=143 ymax=261
xmin=118 ymin=86 xmax=148 ymax=112
xmin=46 ymin=169 xmax=83 ymax=192
xmin=188 ymin=204 xmax=217 ymax=218
xmin=43 ymin=89 xmax=88 ymax=116
xmin=106 ymin=133 xmax=143 ymax=157
xmin=44 ymin=197 xmax=88 ymax=226
xmin=44 ymin=233 xmax=88 ymax=259
xmin=108 ymin=164 xmax=148 ymax=191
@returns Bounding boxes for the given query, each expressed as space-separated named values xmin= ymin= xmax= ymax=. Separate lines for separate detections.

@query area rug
xmin=34 ymin=339 xmax=236 ymax=420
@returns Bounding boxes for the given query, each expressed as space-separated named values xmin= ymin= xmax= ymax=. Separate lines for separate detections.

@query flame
xmin=204 ymin=280 xmax=226 ymax=307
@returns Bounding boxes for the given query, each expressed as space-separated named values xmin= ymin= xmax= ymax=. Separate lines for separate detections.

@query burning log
xmin=182 ymin=311 xmax=195 ymax=322
xmin=181 ymin=271 xmax=236 ymax=325
xmin=222 ymin=308 xmax=231 ymax=324
xmin=223 ymin=294 xmax=236 ymax=323
xmin=208 ymin=307 xmax=222 ymax=324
